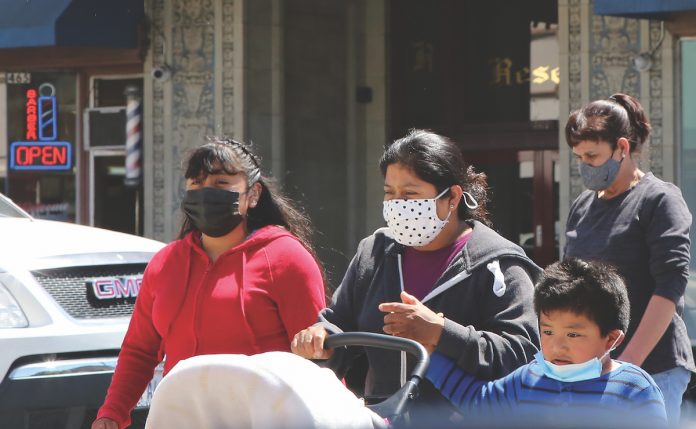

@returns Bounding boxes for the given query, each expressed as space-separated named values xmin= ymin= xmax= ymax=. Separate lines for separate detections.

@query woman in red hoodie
xmin=93 ymin=138 xmax=326 ymax=429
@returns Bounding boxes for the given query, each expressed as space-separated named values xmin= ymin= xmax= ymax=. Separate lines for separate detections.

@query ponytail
xmin=565 ymin=93 xmax=652 ymax=152
xmin=608 ymin=93 xmax=652 ymax=147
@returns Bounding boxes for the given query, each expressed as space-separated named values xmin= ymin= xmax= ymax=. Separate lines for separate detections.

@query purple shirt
xmin=402 ymin=231 xmax=472 ymax=300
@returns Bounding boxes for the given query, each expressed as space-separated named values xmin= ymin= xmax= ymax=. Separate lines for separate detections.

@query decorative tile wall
xmin=149 ymin=0 xmax=236 ymax=241
xmin=566 ymin=1 xmax=665 ymax=202
xmin=151 ymin=0 xmax=167 ymax=239
xmin=648 ymin=20 xmax=664 ymax=177
xmin=567 ymin=0 xmax=585 ymax=200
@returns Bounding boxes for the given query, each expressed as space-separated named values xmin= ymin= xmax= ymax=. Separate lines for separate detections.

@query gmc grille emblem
xmin=86 ymin=276 xmax=143 ymax=300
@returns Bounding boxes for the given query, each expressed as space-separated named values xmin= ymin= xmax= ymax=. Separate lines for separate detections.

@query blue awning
xmin=594 ymin=0 xmax=696 ymax=19
xmin=0 ymin=0 xmax=143 ymax=49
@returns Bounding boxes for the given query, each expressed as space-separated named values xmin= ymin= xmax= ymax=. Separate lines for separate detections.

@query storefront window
xmin=4 ymin=71 xmax=77 ymax=221
xmin=681 ymin=39 xmax=696 ymax=278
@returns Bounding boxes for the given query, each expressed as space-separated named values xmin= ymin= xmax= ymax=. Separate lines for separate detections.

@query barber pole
xmin=124 ymin=86 xmax=142 ymax=187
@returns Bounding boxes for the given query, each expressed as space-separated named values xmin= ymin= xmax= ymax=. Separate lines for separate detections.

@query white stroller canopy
xmin=145 ymin=352 xmax=382 ymax=429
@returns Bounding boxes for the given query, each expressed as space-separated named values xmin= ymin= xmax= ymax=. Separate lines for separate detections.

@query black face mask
xmin=181 ymin=187 xmax=243 ymax=237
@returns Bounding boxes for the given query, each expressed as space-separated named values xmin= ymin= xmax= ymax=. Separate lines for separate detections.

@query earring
xmin=449 ymin=204 xmax=454 ymax=209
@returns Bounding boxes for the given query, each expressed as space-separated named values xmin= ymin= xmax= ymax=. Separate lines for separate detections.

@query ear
xmin=616 ymin=137 xmax=630 ymax=158
xmin=447 ymin=185 xmax=463 ymax=210
xmin=249 ymin=182 xmax=262 ymax=207
xmin=605 ymin=329 xmax=625 ymax=350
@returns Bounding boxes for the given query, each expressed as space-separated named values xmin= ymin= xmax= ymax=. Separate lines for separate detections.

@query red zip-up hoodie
xmin=97 ymin=225 xmax=326 ymax=428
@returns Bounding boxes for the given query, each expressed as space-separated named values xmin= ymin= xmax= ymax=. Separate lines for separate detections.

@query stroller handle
xmin=323 ymin=332 xmax=430 ymax=425
xmin=323 ymin=332 xmax=429 ymax=381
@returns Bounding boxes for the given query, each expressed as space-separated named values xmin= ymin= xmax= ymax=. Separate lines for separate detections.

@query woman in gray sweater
xmin=564 ymin=93 xmax=694 ymax=426
xmin=292 ymin=130 xmax=541 ymax=425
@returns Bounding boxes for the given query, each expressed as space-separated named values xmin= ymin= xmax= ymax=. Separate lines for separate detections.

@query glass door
xmin=89 ymin=150 xmax=142 ymax=235
xmin=86 ymin=75 xmax=143 ymax=235
xmin=465 ymin=148 xmax=559 ymax=268
xmin=681 ymin=39 xmax=696 ymax=282
xmin=679 ymin=37 xmax=696 ymax=410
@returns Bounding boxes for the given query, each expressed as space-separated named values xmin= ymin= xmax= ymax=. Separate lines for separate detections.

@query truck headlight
xmin=0 ymin=283 xmax=28 ymax=328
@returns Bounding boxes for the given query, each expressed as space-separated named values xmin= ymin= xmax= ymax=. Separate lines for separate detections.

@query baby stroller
xmin=144 ymin=332 xmax=429 ymax=429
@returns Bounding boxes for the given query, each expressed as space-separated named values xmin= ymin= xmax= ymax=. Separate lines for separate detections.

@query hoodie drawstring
xmin=396 ymin=254 xmax=407 ymax=387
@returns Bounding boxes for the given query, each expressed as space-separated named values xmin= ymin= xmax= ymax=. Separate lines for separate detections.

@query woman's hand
xmin=379 ymin=291 xmax=445 ymax=352
xmin=91 ymin=418 xmax=118 ymax=429
xmin=290 ymin=325 xmax=333 ymax=359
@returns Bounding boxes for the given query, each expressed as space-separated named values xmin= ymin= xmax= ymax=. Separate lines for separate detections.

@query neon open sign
xmin=10 ymin=82 xmax=72 ymax=171
xmin=10 ymin=141 xmax=72 ymax=171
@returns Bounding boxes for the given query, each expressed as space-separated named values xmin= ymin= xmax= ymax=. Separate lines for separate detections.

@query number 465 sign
xmin=5 ymin=72 xmax=31 ymax=84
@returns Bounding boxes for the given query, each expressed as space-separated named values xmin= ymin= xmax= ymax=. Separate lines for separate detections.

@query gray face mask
xmin=578 ymin=150 xmax=624 ymax=191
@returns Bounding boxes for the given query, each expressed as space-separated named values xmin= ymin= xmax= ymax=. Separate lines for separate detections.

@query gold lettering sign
xmin=489 ymin=58 xmax=559 ymax=86
xmin=490 ymin=57 xmax=513 ymax=86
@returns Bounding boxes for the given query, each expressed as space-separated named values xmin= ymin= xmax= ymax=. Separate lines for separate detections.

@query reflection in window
xmin=681 ymin=40 xmax=696 ymax=275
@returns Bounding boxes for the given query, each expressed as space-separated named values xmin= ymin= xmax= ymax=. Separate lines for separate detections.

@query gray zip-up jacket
xmin=318 ymin=220 xmax=541 ymax=405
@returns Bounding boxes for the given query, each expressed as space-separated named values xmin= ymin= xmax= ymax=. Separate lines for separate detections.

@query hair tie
xmin=608 ymin=95 xmax=618 ymax=103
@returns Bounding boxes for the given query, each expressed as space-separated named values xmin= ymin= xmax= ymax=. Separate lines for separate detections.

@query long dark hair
xmin=565 ymin=93 xmax=652 ymax=152
xmin=379 ymin=129 xmax=491 ymax=226
xmin=178 ymin=138 xmax=320 ymax=262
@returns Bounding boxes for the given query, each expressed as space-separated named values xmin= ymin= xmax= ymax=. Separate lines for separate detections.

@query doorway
xmin=85 ymin=75 xmax=144 ymax=235
xmin=464 ymin=148 xmax=559 ymax=268
xmin=89 ymin=150 xmax=142 ymax=235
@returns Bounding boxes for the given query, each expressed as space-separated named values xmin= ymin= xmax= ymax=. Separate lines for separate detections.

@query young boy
xmin=426 ymin=258 xmax=667 ymax=428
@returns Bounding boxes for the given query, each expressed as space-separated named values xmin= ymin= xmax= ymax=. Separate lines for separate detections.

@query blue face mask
xmin=535 ymin=332 xmax=624 ymax=383
xmin=578 ymin=149 xmax=625 ymax=191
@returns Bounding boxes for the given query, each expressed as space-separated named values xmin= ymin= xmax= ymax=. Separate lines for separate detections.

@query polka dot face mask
xmin=382 ymin=188 xmax=451 ymax=247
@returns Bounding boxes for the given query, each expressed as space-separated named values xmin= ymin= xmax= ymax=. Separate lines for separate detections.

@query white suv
xmin=0 ymin=193 xmax=165 ymax=429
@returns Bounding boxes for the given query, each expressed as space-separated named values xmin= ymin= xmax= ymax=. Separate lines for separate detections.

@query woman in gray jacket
xmin=292 ymin=130 xmax=541 ymax=424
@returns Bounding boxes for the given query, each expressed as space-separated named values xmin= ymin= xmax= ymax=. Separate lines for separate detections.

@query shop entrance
xmin=463 ymin=148 xmax=559 ymax=268
xmin=89 ymin=150 xmax=142 ymax=235
xmin=387 ymin=0 xmax=560 ymax=267
xmin=85 ymin=76 xmax=143 ymax=235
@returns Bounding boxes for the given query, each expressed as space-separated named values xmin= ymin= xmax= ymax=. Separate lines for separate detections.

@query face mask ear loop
xmin=433 ymin=188 xmax=453 ymax=224
xmin=435 ymin=187 xmax=450 ymax=199
xmin=600 ymin=331 xmax=625 ymax=362
xmin=462 ymin=191 xmax=479 ymax=209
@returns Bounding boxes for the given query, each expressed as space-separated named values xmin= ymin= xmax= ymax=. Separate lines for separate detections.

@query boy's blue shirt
xmin=427 ymin=351 xmax=667 ymax=428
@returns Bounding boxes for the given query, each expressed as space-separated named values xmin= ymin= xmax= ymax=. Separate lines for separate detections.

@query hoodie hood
xmin=379 ymin=220 xmax=541 ymax=274
xmin=460 ymin=220 xmax=540 ymax=272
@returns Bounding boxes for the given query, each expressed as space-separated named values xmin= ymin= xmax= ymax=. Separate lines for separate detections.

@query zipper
xmin=192 ymin=261 xmax=214 ymax=355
